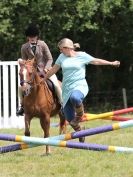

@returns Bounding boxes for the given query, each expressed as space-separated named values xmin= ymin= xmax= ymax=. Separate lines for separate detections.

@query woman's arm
xmin=90 ymin=58 xmax=120 ymax=67
xmin=44 ymin=64 xmax=60 ymax=80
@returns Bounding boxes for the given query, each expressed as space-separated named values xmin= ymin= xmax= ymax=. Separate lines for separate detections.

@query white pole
xmin=10 ymin=64 xmax=17 ymax=127
xmin=0 ymin=65 xmax=1 ymax=128
xmin=0 ymin=61 xmax=24 ymax=129
xmin=3 ymin=64 xmax=9 ymax=128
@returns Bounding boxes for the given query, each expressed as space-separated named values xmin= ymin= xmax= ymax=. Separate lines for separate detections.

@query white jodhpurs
xmin=18 ymin=86 xmax=23 ymax=104
xmin=49 ymin=74 xmax=63 ymax=104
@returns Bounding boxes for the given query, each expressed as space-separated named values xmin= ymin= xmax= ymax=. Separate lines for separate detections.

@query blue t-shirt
xmin=55 ymin=51 xmax=94 ymax=107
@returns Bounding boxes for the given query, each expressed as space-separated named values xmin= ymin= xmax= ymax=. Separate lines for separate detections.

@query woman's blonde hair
xmin=58 ymin=38 xmax=80 ymax=49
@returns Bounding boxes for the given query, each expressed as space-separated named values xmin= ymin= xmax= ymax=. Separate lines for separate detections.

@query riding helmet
xmin=25 ymin=24 xmax=39 ymax=37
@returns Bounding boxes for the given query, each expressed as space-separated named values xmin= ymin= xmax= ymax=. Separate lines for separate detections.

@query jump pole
xmin=51 ymin=116 xmax=133 ymax=128
xmin=102 ymin=116 xmax=132 ymax=121
xmin=1 ymin=140 xmax=133 ymax=154
xmin=52 ymin=107 xmax=133 ymax=127
xmin=0 ymin=119 xmax=133 ymax=153
xmin=0 ymin=143 xmax=38 ymax=153
xmin=82 ymin=107 xmax=133 ymax=121
xmin=82 ymin=115 xmax=133 ymax=122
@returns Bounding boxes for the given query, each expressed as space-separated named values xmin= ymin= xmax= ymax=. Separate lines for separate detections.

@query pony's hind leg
xmin=24 ymin=114 xmax=31 ymax=136
xmin=40 ymin=115 xmax=51 ymax=155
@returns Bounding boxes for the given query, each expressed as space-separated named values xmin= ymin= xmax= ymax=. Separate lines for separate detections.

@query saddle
xmin=37 ymin=66 xmax=59 ymax=103
xmin=46 ymin=79 xmax=56 ymax=98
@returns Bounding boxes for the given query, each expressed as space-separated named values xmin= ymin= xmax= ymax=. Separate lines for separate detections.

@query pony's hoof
xmin=40 ymin=152 xmax=51 ymax=157
xmin=46 ymin=152 xmax=51 ymax=156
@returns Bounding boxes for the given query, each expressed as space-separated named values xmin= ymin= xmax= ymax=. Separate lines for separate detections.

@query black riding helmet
xmin=25 ymin=24 xmax=39 ymax=37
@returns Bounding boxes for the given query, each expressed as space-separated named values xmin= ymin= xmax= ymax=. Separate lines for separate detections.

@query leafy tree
xmin=0 ymin=0 xmax=133 ymax=93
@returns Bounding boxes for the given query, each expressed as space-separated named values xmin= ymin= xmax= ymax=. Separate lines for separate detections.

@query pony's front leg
xmin=59 ymin=111 xmax=67 ymax=134
xmin=40 ymin=115 xmax=51 ymax=155
xmin=24 ymin=114 xmax=31 ymax=136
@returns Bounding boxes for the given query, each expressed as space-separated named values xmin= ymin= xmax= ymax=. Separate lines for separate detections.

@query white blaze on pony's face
xmin=22 ymin=67 xmax=27 ymax=85
xmin=18 ymin=59 xmax=32 ymax=96
xmin=23 ymin=62 xmax=33 ymax=96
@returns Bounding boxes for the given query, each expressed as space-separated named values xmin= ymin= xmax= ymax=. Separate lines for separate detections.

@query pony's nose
xmin=22 ymin=84 xmax=26 ymax=91
xmin=23 ymin=91 xmax=27 ymax=96
xmin=24 ymin=84 xmax=32 ymax=96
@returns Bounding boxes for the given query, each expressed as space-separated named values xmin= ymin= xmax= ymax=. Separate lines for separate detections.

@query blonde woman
xmin=44 ymin=38 xmax=120 ymax=142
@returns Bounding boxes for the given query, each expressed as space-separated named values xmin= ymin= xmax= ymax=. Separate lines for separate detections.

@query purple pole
xmin=71 ymin=125 xmax=113 ymax=139
xmin=0 ymin=144 xmax=23 ymax=153
xmin=0 ymin=124 xmax=114 ymax=143
xmin=0 ymin=143 xmax=38 ymax=154
xmin=66 ymin=141 xmax=108 ymax=151
xmin=1 ymin=120 xmax=133 ymax=153
xmin=1 ymin=141 xmax=133 ymax=153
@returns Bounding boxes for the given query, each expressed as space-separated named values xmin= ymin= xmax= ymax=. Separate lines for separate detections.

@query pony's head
xmin=18 ymin=58 xmax=37 ymax=96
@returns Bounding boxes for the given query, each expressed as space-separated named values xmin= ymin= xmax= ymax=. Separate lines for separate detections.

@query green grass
xmin=0 ymin=116 xmax=133 ymax=177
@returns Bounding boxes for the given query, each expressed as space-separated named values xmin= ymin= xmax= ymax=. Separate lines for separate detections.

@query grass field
xmin=0 ymin=115 xmax=133 ymax=177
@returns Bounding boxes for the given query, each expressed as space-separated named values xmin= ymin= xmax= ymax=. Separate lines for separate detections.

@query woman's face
xmin=59 ymin=47 xmax=71 ymax=56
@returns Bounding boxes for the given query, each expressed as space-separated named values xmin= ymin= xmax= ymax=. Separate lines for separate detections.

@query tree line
xmin=0 ymin=0 xmax=133 ymax=98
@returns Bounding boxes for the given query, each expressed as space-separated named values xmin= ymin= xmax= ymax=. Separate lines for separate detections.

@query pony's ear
xmin=18 ymin=58 xmax=25 ymax=66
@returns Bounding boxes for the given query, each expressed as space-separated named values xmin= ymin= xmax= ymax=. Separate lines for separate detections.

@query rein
xmin=21 ymin=63 xmax=45 ymax=96
xmin=21 ymin=61 xmax=53 ymax=108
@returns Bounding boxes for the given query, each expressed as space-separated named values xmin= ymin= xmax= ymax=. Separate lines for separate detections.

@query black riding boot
xmin=16 ymin=106 xmax=24 ymax=116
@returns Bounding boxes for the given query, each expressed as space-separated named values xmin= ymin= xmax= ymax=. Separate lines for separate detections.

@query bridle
xmin=21 ymin=62 xmax=44 ymax=96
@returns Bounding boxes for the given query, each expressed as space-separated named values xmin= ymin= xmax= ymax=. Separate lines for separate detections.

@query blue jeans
xmin=63 ymin=90 xmax=84 ymax=122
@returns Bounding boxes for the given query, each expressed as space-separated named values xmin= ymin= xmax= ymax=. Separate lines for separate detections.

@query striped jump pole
xmin=82 ymin=115 xmax=132 ymax=122
xmin=102 ymin=116 xmax=133 ymax=121
xmin=51 ymin=107 xmax=133 ymax=127
xmin=51 ymin=116 xmax=133 ymax=128
xmin=82 ymin=107 xmax=133 ymax=121
xmin=0 ymin=139 xmax=133 ymax=154
xmin=0 ymin=119 xmax=133 ymax=153
xmin=62 ymin=141 xmax=133 ymax=153
xmin=0 ymin=143 xmax=38 ymax=153
xmin=51 ymin=109 xmax=133 ymax=128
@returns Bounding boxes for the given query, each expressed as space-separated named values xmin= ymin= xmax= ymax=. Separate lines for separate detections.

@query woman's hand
xmin=111 ymin=61 xmax=120 ymax=67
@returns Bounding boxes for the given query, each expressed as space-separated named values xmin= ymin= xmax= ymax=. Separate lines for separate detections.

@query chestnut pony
xmin=18 ymin=58 xmax=66 ymax=154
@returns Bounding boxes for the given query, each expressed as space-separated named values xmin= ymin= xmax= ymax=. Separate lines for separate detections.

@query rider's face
xmin=27 ymin=36 xmax=38 ymax=44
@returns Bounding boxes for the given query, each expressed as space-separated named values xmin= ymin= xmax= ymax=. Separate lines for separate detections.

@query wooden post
xmin=122 ymin=88 xmax=128 ymax=108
